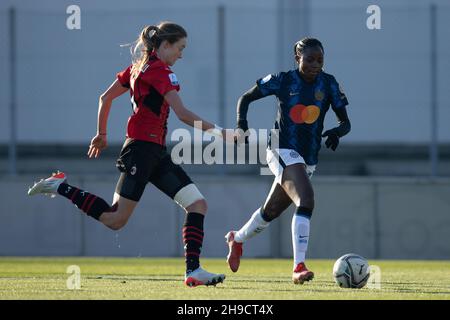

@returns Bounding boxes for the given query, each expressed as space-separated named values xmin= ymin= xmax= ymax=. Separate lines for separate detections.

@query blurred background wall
xmin=0 ymin=0 xmax=449 ymax=259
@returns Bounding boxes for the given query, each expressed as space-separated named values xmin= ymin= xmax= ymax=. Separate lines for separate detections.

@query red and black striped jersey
xmin=117 ymin=51 xmax=180 ymax=145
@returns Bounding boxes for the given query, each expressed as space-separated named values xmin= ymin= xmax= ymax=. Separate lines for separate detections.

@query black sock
xmin=57 ymin=183 xmax=111 ymax=220
xmin=295 ymin=206 xmax=313 ymax=219
xmin=183 ymin=212 xmax=204 ymax=274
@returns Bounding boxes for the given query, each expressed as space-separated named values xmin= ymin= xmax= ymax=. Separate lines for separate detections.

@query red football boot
xmin=292 ymin=262 xmax=314 ymax=284
xmin=225 ymin=231 xmax=243 ymax=272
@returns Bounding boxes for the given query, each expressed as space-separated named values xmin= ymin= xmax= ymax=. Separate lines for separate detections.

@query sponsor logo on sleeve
xmin=169 ymin=73 xmax=179 ymax=86
xmin=260 ymin=74 xmax=272 ymax=84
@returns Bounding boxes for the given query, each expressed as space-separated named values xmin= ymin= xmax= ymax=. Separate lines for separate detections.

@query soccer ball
xmin=333 ymin=253 xmax=370 ymax=289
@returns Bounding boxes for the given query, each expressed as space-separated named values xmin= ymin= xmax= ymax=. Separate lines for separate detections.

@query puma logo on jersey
xmin=289 ymin=92 xmax=299 ymax=96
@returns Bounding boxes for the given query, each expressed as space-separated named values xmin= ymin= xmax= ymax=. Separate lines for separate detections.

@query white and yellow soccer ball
xmin=333 ymin=253 xmax=370 ymax=289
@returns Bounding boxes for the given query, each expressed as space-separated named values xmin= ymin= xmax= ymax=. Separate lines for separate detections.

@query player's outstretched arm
xmin=321 ymin=106 xmax=351 ymax=151
xmin=165 ymin=89 xmax=232 ymax=141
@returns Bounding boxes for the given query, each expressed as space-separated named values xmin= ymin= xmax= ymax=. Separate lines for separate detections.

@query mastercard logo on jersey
xmin=289 ymin=104 xmax=320 ymax=124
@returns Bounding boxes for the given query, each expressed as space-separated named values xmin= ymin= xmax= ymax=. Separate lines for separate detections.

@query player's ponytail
xmin=141 ymin=25 xmax=160 ymax=53
xmin=130 ymin=25 xmax=158 ymax=78
xmin=130 ymin=22 xmax=187 ymax=78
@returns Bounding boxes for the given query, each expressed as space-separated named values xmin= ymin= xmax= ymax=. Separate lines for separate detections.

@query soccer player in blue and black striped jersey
xmin=225 ymin=38 xmax=351 ymax=284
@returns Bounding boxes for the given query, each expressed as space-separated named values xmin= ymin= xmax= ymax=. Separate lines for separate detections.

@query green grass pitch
xmin=0 ymin=257 xmax=449 ymax=300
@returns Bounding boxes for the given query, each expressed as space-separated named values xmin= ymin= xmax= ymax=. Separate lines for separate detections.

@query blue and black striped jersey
xmin=256 ymin=70 xmax=348 ymax=165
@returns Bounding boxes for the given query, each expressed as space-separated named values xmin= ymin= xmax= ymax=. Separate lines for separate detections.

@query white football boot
xmin=184 ymin=266 xmax=226 ymax=287
xmin=27 ymin=171 xmax=67 ymax=198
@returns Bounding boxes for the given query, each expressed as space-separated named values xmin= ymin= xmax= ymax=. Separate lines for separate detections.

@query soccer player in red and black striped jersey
xmin=28 ymin=22 xmax=227 ymax=287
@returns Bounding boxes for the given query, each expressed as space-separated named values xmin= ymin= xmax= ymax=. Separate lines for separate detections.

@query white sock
xmin=292 ymin=214 xmax=310 ymax=267
xmin=234 ymin=208 xmax=270 ymax=243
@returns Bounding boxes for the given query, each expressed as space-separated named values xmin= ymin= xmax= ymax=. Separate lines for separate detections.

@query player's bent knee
xmin=302 ymin=197 xmax=315 ymax=210
xmin=299 ymin=189 xmax=315 ymax=210
xmin=104 ymin=214 xmax=130 ymax=230
xmin=296 ymin=206 xmax=314 ymax=218
xmin=187 ymin=198 xmax=208 ymax=214
xmin=173 ymin=184 xmax=206 ymax=212
xmin=102 ymin=196 xmax=136 ymax=231
xmin=108 ymin=221 xmax=125 ymax=231
xmin=111 ymin=223 xmax=127 ymax=231
xmin=108 ymin=213 xmax=131 ymax=231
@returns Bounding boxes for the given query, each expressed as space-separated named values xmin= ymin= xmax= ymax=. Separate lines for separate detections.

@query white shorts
xmin=266 ymin=148 xmax=316 ymax=185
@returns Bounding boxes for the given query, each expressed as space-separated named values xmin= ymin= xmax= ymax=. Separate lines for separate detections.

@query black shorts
xmin=115 ymin=139 xmax=193 ymax=202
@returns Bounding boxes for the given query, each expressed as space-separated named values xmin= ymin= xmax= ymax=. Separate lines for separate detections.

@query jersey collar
xmin=148 ymin=51 xmax=169 ymax=69
xmin=295 ymin=69 xmax=322 ymax=85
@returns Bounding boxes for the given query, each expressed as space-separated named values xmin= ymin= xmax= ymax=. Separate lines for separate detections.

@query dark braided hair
xmin=293 ymin=37 xmax=324 ymax=57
